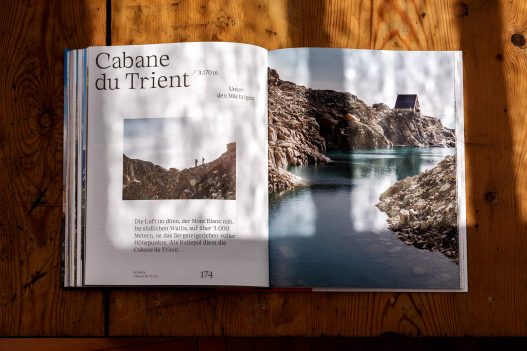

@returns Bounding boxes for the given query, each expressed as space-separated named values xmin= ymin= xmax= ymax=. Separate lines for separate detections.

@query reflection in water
xmin=269 ymin=147 xmax=459 ymax=289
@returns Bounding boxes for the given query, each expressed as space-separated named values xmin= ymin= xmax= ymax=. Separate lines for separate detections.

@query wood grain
xmin=2 ymin=337 xmax=521 ymax=351
xmin=2 ymin=0 xmax=527 ymax=338
xmin=0 ymin=338 xmax=198 ymax=351
xmin=0 ymin=0 xmax=106 ymax=335
xmin=109 ymin=0 xmax=527 ymax=337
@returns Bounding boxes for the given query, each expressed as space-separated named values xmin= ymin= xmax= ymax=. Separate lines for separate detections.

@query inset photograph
xmin=123 ymin=117 xmax=236 ymax=200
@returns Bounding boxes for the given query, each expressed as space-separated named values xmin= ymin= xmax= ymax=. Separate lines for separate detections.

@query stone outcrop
xmin=267 ymin=68 xmax=456 ymax=192
xmin=268 ymin=69 xmax=330 ymax=193
xmin=123 ymin=154 xmax=161 ymax=186
xmin=375 ymin=155 xmax=458 ymax=262
xmin=123 ymin=143 xmax=236 ymax=200
xmin=268 ymin=165 xmax=307 ymax=193
xmin=380 ymin=112 xmax=456 ymax=147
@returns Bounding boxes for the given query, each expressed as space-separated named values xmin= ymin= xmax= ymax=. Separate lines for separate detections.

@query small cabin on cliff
xmin=394 ymin=94 xmax=420 ymax=113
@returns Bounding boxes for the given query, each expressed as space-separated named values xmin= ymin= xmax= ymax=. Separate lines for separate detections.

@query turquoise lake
xmin=268 ymin=147 xmax=459 ymax=289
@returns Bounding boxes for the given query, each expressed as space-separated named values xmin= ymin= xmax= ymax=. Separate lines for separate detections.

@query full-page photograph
xmin=267 ymin=48 xmax=466 ymax=290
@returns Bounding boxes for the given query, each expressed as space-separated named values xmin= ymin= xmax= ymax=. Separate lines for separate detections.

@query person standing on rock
xmin=195 ymin=158 xmax=198 ymax=167
xmin=202 ymin=157 xmax=205 ymax=165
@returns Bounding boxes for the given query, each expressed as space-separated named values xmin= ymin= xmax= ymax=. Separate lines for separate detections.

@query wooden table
xmin=1 ymin=0 xmax=527 ymax=341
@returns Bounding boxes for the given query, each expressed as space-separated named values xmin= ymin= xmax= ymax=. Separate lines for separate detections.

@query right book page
xmin=267 ymin=48 xmax=466 ymax=291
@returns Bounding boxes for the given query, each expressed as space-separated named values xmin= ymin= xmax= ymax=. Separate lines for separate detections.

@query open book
xmin=63 ymin=42 xmax=467 ymax=291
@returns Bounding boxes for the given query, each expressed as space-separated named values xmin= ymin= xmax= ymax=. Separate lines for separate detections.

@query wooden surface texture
xmin=1 ymin=0 xmax=527 ymax=337
xmin=1 ymin=337 xmax=525 ymax=351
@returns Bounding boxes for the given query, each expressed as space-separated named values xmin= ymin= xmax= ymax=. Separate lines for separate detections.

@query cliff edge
xmin=267 ymin=68 xmax=455 ymax=192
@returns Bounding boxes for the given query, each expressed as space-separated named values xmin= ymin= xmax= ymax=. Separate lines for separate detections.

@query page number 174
xmin=200 ymin=271 xmax=213 ymax=279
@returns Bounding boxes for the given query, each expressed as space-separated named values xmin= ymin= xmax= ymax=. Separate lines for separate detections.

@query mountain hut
xmin=394 ymin=94 xmax=420 ymax=113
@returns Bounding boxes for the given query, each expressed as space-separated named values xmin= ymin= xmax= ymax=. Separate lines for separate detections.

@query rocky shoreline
xmin=376 ymin=155 xmax=458 ymax=262
xmin=267 ymin=68 xmax=455 ymax=193
xmin=268 ymin=69 xmax=330 ymax=193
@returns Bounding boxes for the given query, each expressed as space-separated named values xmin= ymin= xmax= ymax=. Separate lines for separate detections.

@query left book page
xmin=80 ymin=42 xmax=268 ymax=286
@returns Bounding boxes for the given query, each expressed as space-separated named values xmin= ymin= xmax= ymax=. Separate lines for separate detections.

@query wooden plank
xmin=198 ymin=338 xmax=226 ymax=351
xmin=0 ymin=338 xmax=197 ymax=351
xmin=0 ymin=0 xmax=106 ymax=335
xmin=3 ymin=337 xmax=524 ymax=351
xmin=109 ymin=0 xmax=527 ymax=336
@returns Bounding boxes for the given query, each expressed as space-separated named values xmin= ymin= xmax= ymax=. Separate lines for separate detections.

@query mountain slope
xmin=123 ymin=143 xmax=236 ymax=200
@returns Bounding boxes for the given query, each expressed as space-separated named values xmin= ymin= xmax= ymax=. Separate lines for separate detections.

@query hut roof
xmin=394 ymin=94 xmax=419 ymax=109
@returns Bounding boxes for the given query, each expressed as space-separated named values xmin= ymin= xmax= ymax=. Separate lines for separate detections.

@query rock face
xmin=123 ymin=154 xmax=159 ymax=186
xmin=375 ymin=155 xmax=458 ymax=262
xmin=267 ymin=68 xmax=456 ymax=192
xmin=268 ymin=69 xmax=330 ymax=192
xmin=123 ymin=143 xmax=236 ymax=200
xmin=380 ymin=111 xmax=456 ymax=147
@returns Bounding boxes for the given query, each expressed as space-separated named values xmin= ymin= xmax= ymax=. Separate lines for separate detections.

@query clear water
xmin=269 ymin=147 xmax=459 ymax=289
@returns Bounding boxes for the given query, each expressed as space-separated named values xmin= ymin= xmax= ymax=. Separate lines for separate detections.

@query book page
xmin=267 ymin=48 xmax=466 ymax=291
xmin=84 ymin=42 xmax=268 ymax=286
